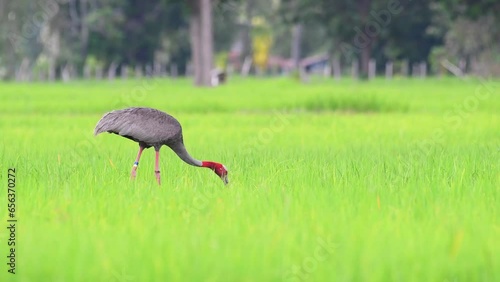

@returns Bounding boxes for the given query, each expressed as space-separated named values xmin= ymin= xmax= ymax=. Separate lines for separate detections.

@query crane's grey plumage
xmin=94 ymin=107 xmax=228 ymax=185
xmin=94 ymin=107 xmax=180 ymax=147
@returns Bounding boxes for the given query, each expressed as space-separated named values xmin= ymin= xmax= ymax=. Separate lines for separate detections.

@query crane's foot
xmin=155 ymin=170 xmax=161 ymax=185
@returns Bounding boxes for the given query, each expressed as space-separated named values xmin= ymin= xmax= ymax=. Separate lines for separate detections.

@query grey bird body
xmin=93 ymin=107 xmax=228 ymax=185
xmin=94 ymin=107 xmax=201 ymax=166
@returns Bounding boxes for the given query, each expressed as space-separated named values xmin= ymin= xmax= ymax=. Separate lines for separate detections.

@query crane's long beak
xmin=222 ymin=174 xmax=229 ymax=185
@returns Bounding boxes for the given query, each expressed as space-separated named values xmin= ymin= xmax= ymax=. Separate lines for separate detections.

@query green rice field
xmin=0 ymin=77 xmax=499 ymax=281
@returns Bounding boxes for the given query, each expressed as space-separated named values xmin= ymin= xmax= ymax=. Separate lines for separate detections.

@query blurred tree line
xmin=0 ymin=0 xmax=499 ymax=84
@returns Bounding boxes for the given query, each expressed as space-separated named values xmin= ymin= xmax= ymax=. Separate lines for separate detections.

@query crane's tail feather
xmin=93 ymin=109 xmax=148 ymax=138
xmin=93 ymin=112 xmax=115 ymax=136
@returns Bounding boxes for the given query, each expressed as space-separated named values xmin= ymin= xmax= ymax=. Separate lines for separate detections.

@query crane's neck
xmin=169 ymin=142 xmax=203 ymax=167
xmin=201 ymin=161 xmax=218 ymax=170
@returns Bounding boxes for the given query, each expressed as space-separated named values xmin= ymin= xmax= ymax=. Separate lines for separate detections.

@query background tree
xmin=1 ymin=0 xmax=500 ymax=81
xmin=187 ymin=0 xmax=215 ymax=86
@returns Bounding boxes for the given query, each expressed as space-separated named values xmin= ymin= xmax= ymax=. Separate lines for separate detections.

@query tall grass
xmin=0 ymin=77 xmax=498 ymax=282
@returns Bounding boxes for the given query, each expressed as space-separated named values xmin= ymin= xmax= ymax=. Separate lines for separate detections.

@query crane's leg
xmin=154 ymin=149 xmax=161 ymax=185
xmin=131 ymin=145 xmax=145 ymax=179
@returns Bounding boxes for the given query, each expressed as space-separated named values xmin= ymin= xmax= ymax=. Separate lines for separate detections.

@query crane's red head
xmin=202 ymin=161 xmax=229 ymax=185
